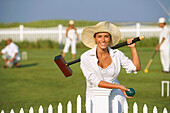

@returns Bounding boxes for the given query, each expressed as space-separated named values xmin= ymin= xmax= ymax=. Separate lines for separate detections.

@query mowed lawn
xmin=0 ymin=47 xmax=170 ymax=113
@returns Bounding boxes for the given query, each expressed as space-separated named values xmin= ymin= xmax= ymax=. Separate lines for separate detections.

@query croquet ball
xmin=126 ymin=88 xmax=135 ymax=97
xmin=144 ymin=69 xmax=148 ymax=73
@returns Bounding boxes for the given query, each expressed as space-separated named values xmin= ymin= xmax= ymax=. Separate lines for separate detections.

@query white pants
xmin=160 ymin=49 xmax=170 ymax=71
xmin=63 ymin=38 xmax=76 ymax=54
xmin=85 ymin=89 xmax=126 ymax=113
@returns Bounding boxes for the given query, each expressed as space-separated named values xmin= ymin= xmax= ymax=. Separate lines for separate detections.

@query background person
xmin=156 ymin=17 xmax=170 ymax=73
xmin=62 ymin=20 xmax=79 ymax=60
xmin=0 ymin=38 xmax=21 ymax=68
xmin=80 ymin=21 xmax=141 ymax=113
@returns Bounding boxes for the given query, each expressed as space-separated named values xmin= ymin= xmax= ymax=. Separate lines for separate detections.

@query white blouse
xmin=80 ymin=45 xmax=136 ymax=98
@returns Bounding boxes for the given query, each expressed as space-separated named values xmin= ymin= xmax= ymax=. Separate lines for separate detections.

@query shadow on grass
xmin=19 ymin=63 xmax=38 ymax=68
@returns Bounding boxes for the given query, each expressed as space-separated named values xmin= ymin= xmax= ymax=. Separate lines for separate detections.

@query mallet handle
xmin=144 ymin=50 xmax=158 ymax=71
xmin=67 ymin=36 xmax=144 ymax=66
xmin=67 ymin=58 xmax=81 ymax=66
xmin=111 ymin=36 xmax=144 ymax=49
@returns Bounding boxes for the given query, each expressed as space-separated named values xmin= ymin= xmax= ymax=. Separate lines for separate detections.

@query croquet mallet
xmin=54 ymin=36 xmax=144 ymax=77
xmin=144 ymin=50 xmax=158 ymax=73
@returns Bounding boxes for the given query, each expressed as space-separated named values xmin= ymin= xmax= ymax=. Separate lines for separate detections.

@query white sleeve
xmin=12 ymin=44 xmax=19 ymax=53
xmin=80 ymin=53 xmax=101 ymax=87
xmin=119 ymin=51 xmax=137 ymax=74
xmin=1 ymin=47 xmax=7 ymax=54
xmin=162 ymin=27 xmax=169 ymax=39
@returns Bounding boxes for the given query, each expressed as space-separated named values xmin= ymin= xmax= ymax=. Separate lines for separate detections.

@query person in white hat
xmin=0 ymin=38 xmax=21 ymax=68
xmin=62 ymin=20 xmax=79 ymax=60
xmin=80 ymin=21 xmax=141 ymax=113
xmin=156 ymin=17 xmax=170 ymax=73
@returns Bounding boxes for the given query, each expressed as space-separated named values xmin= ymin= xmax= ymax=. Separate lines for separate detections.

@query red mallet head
xmin=54 ymin=55 xmax=72 ymax=77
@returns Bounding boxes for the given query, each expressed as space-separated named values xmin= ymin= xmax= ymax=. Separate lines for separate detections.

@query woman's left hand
xmin=121 ymin=89 xmax=133 ymax=98
xmin=125 ymin=38 xmax=136 ymax=48
xmin=119 ymin=85 xmax=133 ymax=98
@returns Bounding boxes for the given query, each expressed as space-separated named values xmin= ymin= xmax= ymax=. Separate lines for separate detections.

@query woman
xmin=80 ymin=21 xmax=141 ymax=113
xmin=62 ymin=20 xmax=79 ymax=60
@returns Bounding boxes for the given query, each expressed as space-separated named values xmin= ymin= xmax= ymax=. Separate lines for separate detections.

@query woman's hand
xmin=118 ymin=85 xmax=133 ymax=98
xmin=67 ymin=37 xmax=72 ymax=41
xmin=125 ymin=38 xmax=136 ymax=48
xmin=124 ymin=37 xmax=141 ymax=71
xmin=156 ymin=44 xmax=160 ymax=51
xmin=9 ymin=59 xmax=14 ymax=62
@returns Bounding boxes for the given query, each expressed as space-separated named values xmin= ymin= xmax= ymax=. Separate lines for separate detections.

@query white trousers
xmin=86 ymin=89 xmax=126 ymax=113
xmin=160 ymin=49 xmax=170 ymax=72
xmin=63 ymin=38 xmax=76 ymax=54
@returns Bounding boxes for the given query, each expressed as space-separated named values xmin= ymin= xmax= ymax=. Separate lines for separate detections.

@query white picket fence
xmin=0 ymin=23 xmax=169 ymax=43
xmin=1 ymin=101 xmax=168 ymax=113
xmin=1 ymin=88 xmax=169 ymax=113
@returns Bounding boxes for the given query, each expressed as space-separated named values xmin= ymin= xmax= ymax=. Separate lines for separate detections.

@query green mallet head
xmin=126 ymin=88 xmax=135 ymax=97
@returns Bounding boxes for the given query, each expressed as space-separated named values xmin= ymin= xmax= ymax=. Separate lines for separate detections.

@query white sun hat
xmin=69 ymin=20 xmax=74 ymax=25
xmin=158 ymin=17 xmax=166 ymax=23
xmin=81 ymin=21 xmax=121 ymax=48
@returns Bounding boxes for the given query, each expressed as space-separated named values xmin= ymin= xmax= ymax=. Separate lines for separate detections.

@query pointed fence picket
xmin=19 ymin=108 xmax=24 ymax=113
xmin=143 ymin=104 xmax=148 ymax=113
xmin=1 ymin=110 xmax=4 ymax=113
xmin=48 ymin=105 xmax=53 ymax=113
xmin=67 ymin=101 xmax=72 ymax=113
xmin=1 ymin=95 xmax=169 ymax=113
xmin=153 ymin=106 xmax=158 ymax=113
xmin=123 ymin=100 xmax=128 ymax=113
xmin=77 ymin=95 xmax=81 ymax=113
xmin=29 ymin=107 xmax=34 ymax=113
xmin=133 ymin=102 xmax=138 ymax=113
xmin=58 ymin=103 xmax=62 ymax=113
xmin=163 ymin=108 xmax=168 ymax=113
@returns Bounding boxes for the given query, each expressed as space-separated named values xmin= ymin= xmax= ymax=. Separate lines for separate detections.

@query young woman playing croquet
xmin=80 ymin=21 xmax=141 ymax=113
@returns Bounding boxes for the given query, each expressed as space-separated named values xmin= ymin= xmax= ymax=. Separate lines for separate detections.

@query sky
xmin=0 ymin=0 xmax=170 ymax=23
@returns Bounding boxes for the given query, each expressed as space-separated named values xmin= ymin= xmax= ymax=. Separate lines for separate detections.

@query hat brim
xmin=81 ymin=21 xmax=121 ymax=48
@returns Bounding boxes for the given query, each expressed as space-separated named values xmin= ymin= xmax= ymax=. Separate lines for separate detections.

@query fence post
xmin=19 ymin=25 xmax=24 ymax=42
xmin=58 ymin=24 xmax=63 ymax=51
xmin=136 ymin=23 xmax=140 ymax=37
xmin=90 ymin=87 xmax=112 ymax=113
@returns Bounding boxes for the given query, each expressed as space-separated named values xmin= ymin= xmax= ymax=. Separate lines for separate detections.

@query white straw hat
xmin=81 ymin=21 xmax=121 ymax=48
xmin=158 ymin=17 xmax=166 ymax=23
xmin=69 ymin=20 xmax=74 ymax=25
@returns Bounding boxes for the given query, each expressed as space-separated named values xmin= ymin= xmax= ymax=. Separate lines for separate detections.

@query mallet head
xmin=54 ymin=55 xmax=72 ymax=77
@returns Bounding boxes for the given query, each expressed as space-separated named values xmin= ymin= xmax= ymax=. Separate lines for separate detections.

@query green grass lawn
xmin=0 ymin=47 xmax=170 ymax=113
